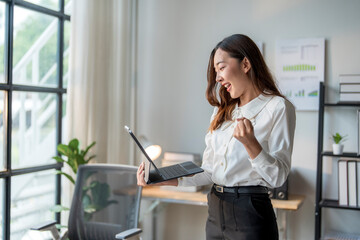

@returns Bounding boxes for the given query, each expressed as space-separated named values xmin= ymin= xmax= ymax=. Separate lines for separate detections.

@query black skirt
xmin=206 ymin=185 xmax=279 ymax=240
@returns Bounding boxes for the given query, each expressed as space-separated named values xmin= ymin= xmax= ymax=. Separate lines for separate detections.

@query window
xmin=13 ymin=7 xmax=58 ymax=87
xmin=10 ymin=170 xmax=56 ymax=239
xmin=0 ymin=0 xmax=70 ymax=239
xmin=12 ymin=92 xmax=57 ymax=168
xmin=0 ymin=91 xmax=6 ymax=171
xmin=24 ymin=0 xmax=59 ymax=11
xmin=0 ymin=178 xmax=3 ymax=238
xmin=0 ymin=3 xmax=5 ymax=83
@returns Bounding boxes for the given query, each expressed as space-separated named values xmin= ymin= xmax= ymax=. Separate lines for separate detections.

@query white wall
xmin=136 ymin=0 xmax=360 ymax=239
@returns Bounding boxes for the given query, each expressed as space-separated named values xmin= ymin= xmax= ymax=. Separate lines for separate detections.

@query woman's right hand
xmin=137 ymin=162 xmax=148 ymax=186
xmin=136 ymin=162 xmax=179 ymax=187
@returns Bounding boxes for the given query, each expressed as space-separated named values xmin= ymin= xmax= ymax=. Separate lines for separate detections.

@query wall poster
xmin=275 ymin=38 xmax=325 ymax=111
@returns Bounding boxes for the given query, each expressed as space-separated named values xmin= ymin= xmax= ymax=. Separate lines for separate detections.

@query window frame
xmin=0 ymin=0 xmax=70 ymax=239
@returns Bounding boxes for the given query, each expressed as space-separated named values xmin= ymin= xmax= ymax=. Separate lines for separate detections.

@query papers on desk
xmin=160 ymin=152 xmax=202 ymax=192
xmin=160 ymin=185 xmax=202 ymax=193
xmin=163 ymin=152 xmax=201 ymax=164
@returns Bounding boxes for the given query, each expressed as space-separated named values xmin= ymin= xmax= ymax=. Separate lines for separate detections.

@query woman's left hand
xmin=233 ymin=118 xmax=262 ymax=159
xmin=233 ymin=118 xmax=256 ymax=144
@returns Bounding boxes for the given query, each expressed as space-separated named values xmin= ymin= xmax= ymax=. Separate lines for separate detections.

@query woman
xmin=137 ymin=34 xmax=296 ymax=240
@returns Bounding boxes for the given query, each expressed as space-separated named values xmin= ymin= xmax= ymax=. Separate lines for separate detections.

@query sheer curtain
xmin=63 ymin=0 xmax=136 ymax=223
xmin=67 ymin=0 xmax=135 ymax=165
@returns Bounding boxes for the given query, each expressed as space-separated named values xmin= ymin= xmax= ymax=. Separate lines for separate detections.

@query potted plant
xmin=52 ymin=138 xmax=117 ymax=226
xmin=53 ymin=138 xmax=96 ymax=184
xmin=51 ymin=138 xmax=96 ymax=227
xmin=332 ymin=133 xmax=347 ymax=155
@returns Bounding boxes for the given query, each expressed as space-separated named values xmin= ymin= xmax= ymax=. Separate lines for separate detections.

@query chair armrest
xmin=30 ymin=220 xmax=61 ymax=240
xmin=115 ymin=228 xmax=142 ymax=239
xmin=31 ymin=220 xmax=57 ymax=231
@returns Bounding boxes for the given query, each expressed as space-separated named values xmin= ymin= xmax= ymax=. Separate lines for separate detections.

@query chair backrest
xmin=68 ymin=164 xmax=142 ymax=240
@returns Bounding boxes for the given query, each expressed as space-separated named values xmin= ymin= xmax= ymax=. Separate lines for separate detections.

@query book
xmin=347 ymin=161 xmax=357 ymax=207
xmin=358 ymin=110 xmax=360 ymax=156
xmin=358 ymin=161 xmax=360 ymax=207
xmin=340 ymin=83 xmax=360 ymax=93
xmin=339 ymin=92 xmax=360 ymax=102
xmin=338 ymin=159 xmax=348 ymax=205
xmin=339 ymin=74 xmax=360 ymax=84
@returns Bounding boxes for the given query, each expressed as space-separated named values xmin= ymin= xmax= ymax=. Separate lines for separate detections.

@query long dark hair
xmin=206 ymin=34 xmax=283 ymax=131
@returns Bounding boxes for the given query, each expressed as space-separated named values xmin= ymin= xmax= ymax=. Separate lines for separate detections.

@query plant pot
xmin=332 ymin=143 xmax=344 ymax=155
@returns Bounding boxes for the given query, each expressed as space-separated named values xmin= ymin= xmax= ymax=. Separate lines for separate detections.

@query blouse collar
xmin=232 ymin=94 xmax=273 ymax=120
xmin=221 ymin=94 xmax=273 ymax=131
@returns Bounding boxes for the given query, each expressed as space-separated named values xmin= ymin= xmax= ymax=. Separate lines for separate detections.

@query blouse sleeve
xmin=177 ymin=107 xmax=218 ymax=187
xmin=250 ymin=99 xmax=296 ymax=188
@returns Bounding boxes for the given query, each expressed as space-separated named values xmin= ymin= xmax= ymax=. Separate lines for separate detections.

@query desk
xmin=142 ymin=186 xmax=304 ymax=240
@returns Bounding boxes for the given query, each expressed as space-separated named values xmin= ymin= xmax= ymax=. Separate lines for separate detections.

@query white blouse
xmin=178 ymin=94 xmax=296 ymax=188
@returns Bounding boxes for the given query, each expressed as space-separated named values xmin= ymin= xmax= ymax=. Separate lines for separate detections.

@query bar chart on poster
xmin=276 ymin=38 xmax=325 ymax=111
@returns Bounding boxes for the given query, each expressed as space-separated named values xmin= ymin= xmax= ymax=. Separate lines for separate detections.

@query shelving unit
xmin=315 ymin=82 xmax=360 ymax=239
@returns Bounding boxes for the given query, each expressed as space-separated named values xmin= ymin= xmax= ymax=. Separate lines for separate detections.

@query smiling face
xmin=214 ymin=48 xmax=256 ymax=102
xmin=207 ymin=34 xmax=283 ymax=131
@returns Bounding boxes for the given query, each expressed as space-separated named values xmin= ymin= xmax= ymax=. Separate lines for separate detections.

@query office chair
xmin=32 ymin=164 xmax=142 ymax=240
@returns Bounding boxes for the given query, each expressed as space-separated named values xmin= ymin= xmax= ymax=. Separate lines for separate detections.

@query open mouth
xmin=224 ymin=83 xmax=231 ymax=92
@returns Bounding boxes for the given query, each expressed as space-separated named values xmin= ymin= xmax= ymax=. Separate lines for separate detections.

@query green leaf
xmin=68 ymin=138 xmax=79 ymax=152
xmin=60 ymin=152 xmax=78 ymax=173
xmin=86 ymin=155 xmax=96 ymax=163
xmin=82 ymin=181 xmax=97 ymax=192
xmin=82 ymin=141 xmax=96 ymax=157
xmin=56 ymin=170 xmax=75 ymax=184
xmin=80 ymin=181 xmax=118 ymax=220
xmin=82 ymin=194 xmax=91 ymax=208
xmin=52 ymin=156 xmax=65 ymax=163
xmin=84 ymin=205 xmax=97 ymax=214
xmin=50 ymin=204 xmax=70 ymax=213
xmin=90 ymin=181 xmax=111 ymax=207
xmin=57 ymin=144 xmax=72 ymax=157
xmin=63 ymin=159 xmax=77 ymax=174
xmin=55 ymin=224 xmax=68 ymax=230
xmin=332 ymin=132 xmax=347 ymax=144
xmin=75 ymin=154 xmax=86 ymax=165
